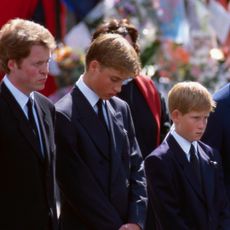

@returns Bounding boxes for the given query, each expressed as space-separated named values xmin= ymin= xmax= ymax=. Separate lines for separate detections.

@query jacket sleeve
xmin=212 ymin=149 xmax=230 ymax=229
xmin=123 ymin=103 xmax=147 ymax=229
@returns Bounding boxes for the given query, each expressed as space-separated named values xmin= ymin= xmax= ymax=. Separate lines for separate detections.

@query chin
xmin=194 ymin=137 xmax=202 ymax=141
xmin=35 ymin=86 xmax=45 ymax=92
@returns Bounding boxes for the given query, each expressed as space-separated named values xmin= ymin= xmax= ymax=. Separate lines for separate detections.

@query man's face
xmin=8 ymin=45 xmax=51 ymax=95
xmin=173 ymin=110 xmax=210 ymax=142
xmin=86 ymin=61 xmax=130 ymax=99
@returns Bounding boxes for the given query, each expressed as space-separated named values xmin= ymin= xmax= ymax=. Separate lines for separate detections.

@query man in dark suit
xmin=0 ymin=19 xmax=58 ymax=230
xmin=202 ymin=83 xmax=230 ymax=200
xmin=55 ymin=33 xmax=147 ymax=230
xmin=145 ymin=81 xmax=230 ymax=230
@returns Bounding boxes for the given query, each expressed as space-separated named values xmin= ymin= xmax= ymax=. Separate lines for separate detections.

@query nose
xmin=40 ymin=62 xmax=49 ymax=75
xmin=114 ymin=83 xmax=122 ymax=94
xmin=199 ymin=118 xmax=207 ymax=130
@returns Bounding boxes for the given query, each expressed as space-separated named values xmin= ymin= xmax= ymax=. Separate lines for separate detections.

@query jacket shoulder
xmin=54 ymin=91 xmax=73 ymax=118
xmin=34 ymin=92 xmax=54 ymax=108
xmin=146 ymin=140 xmax=171 ymax=161
xmin=109 ymin=96 xmax=130 ymax=112
xmin=198 ymin=140 xmax=217 ymax=157
xmin=213 ymin=83 xmax=230 ymax=102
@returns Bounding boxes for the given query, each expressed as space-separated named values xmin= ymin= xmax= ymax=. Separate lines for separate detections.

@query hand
xmin=118 ymin=223 xmax=141 ymax=230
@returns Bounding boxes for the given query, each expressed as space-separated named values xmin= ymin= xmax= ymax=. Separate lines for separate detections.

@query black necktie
xmin=27 ymin=98 xmax=42 ymax=154
xmin=97 ymin=99 xmax=110 ymax=156
xmin=189 ymin=144 xmax=201 ymax=184
xmin=97 ymin=99 xmax=109 ymax=132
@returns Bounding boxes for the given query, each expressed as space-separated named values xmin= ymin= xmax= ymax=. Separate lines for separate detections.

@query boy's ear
xmin=88 ymin=60 xmax=100 ymax=73
xmin=171 ymin=109 xmax=181 ymax=123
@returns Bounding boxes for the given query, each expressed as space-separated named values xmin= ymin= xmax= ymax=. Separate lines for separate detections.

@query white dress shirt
xmin=171 ymin=129 xmax=198 ymax=161
xmin=76 ymin=75 xmax=109 ymax=126
xmin=3 ymin=75 xmax=44 ymax=155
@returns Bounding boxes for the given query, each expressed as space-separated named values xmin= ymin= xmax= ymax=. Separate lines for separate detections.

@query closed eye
xmin=110 ymin=77 xmax=122 ymax=83
xmin=33 ymin=59 xmax=50 ymax=67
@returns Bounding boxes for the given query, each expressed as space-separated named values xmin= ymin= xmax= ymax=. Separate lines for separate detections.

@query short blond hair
xmin=0 ymin=18 xmax=56 ymax=73
xmin=86 ymin=33 xmax=141 ymax=77
xmin=168 ymin=81 xmax=216 ymax=115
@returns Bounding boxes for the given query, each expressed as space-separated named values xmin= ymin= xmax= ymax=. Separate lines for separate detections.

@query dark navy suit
xmin=203 ymin=83 xmax=230 ymax=199
xmin=55 ymin=86 xmax=147 ymax=230
xmin=0 ymin=82 xmax=58 ymax=230
xmin=145 ymin=134 xmax=230 ymax=230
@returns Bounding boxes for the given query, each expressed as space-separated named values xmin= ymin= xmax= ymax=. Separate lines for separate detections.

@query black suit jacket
xmin=55 ymin=86 xmax=147 ymax=230
xmin=0 ymin=82 xmax=58 ymax=230
xmin=202 ymin=83 xmax=230 ymax=199
xmin=118 ymin=80 xmax=170 ymax=159
xmin=145 ymin=134 xmax=230 ymax=230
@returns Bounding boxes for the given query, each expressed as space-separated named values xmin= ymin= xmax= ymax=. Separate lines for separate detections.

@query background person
xmin=202 ymin=82 xmax=230 ymax=200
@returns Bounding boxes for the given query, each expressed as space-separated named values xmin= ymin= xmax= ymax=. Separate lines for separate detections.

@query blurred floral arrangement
xmin=52 ymin=44 xmax=85 ymax=87
xmin=100 ymin=0 xmax=230 ymax=94
xmin=63 ymin=0 xmax=230 ymax=96
xmin=141 ymin=38 xmax=228 ymax=93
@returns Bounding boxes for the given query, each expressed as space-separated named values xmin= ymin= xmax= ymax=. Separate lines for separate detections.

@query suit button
xmin=126 ymin=179 xmax=130 ymax=187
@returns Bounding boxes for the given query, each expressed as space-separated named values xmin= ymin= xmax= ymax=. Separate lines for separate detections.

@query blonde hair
xmin=86 ymin=33 xmax=140 ymax=77
xmin=168 ymin=81 xmax=216 ymax=115
xmin=0 ymin=18 xmax=56 ymax=73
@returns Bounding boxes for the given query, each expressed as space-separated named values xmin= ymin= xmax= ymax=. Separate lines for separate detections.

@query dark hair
xmin=92 ymin=18 xmax=140 ymax=54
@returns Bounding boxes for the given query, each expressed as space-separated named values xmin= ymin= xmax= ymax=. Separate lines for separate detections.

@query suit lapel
xmin=34 ymin=97 xmax=50 ymax=162
xmin=106 ymin=101 xmax=125 ymax=182
xmin=167 ymin=134 xmax=205 ymax=202
xmin=72 ymin=87 xmax=110 ymax=160
xmin=197 ymin=144 xmax=215 ymax=209
xmin=1 ymin=83 xmax=43 ymax=161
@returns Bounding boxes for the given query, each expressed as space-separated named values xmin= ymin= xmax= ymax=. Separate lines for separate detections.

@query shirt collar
xmin=76 ymin=75 xmax=99 ymax=108
xmin=3 ymin=75 xmax=33 ymax=110
xmin=171 ymin=129 xmax=198 ymax=160
xmin=122 ymin=78 xmax=133 ymax=85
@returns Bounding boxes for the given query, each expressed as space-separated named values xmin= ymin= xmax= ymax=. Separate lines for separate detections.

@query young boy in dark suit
xmin=145 ymin=81 xmax=230 ymax=230
xmin=55 ymin=33 xmax=147 ymax=230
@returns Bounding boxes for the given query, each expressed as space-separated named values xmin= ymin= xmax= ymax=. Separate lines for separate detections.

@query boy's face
xmin=86 ymin=61 xmax=130 ymax=99
xmin=172 ymin=110 xmax=210 ymax=142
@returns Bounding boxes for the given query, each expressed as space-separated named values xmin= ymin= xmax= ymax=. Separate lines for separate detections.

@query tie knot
xmin=190 ymin=144 xmax=195 ymax=153
xmin=97 ymin=99 xmax=104 ymax=114
xmin=189 ymin=144 xmax=197 ymax=160
xmin=97 ymin=99 xmax=103 ymax=107
xmin=27 ymin=97 xmax=33 ymax=108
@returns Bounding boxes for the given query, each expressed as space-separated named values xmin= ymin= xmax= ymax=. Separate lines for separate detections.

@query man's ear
xmin=7 ymin=59 xmax=17 ymax=72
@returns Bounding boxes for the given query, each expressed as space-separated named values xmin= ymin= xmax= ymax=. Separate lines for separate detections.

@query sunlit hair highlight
xmin=168 ymin=81 xmax=216 ymax=115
